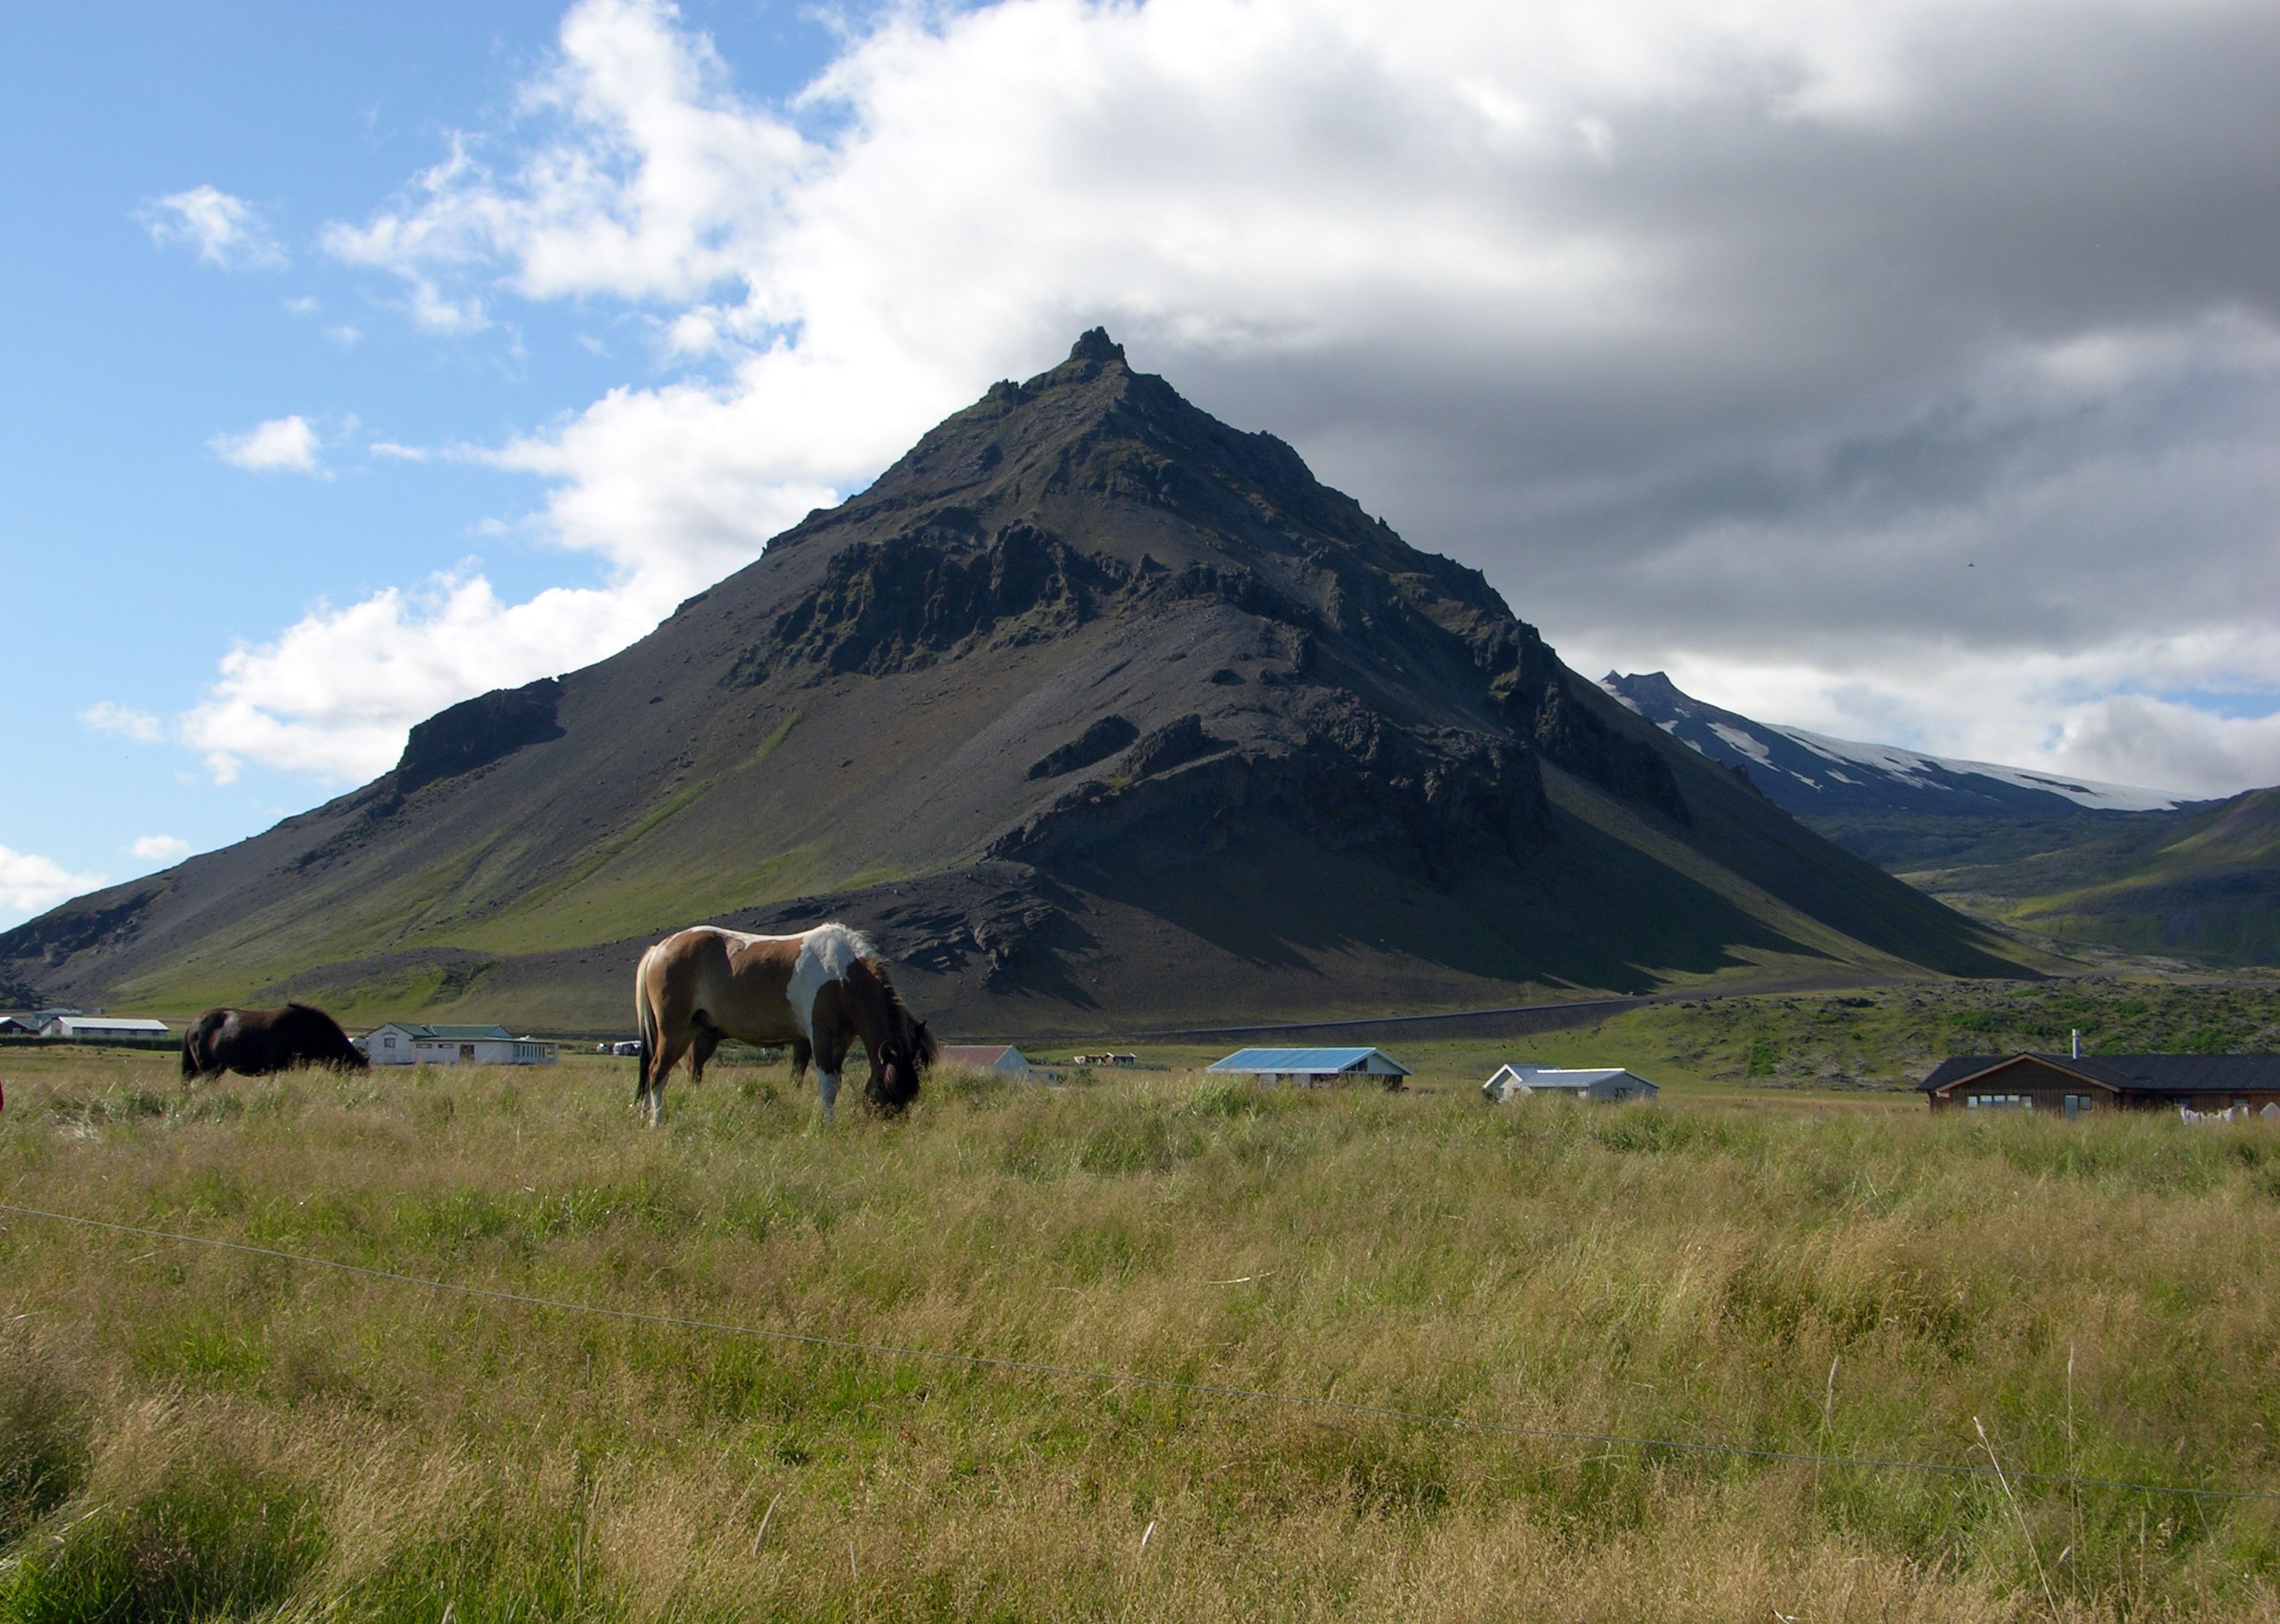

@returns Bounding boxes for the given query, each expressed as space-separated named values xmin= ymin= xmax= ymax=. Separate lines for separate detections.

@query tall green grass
xmin=3 ymin=1050 xmax=2279 ymax=1619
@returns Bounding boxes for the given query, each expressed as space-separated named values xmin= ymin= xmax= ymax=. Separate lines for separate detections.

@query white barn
xmin=42 ymin=1016 xmax=171 ymax=1043
xmin=1483 ymin=1064 xmax=1659 ymax=1103
xmin=364 ymin=1023 xmax=559 ymax=1066
xmin=1207 ymin=1046 xmax=1411 ymax=1088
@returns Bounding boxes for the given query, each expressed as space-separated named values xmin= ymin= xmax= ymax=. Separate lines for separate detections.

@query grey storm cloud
xmin=1148 ymin=2 xmax=2280 ymax=671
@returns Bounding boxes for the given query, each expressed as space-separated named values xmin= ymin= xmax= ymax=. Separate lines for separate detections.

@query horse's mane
xmin=804 ymin=921 xmax=877 ymax=978
xmin=853 ymin=950 xmax=937 ymax=1068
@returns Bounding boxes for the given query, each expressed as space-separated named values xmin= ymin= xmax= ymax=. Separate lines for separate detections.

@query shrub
xmin=0 ymin=1460 xmax=324 ymax=1623
xmin=0 ymin=1353 xmax=89 ymax=1550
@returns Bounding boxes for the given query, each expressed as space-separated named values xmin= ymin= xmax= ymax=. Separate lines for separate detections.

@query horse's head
xmin=865 ymin=1016 xmax=936 ymax=1115
xmin=844 ymin=955 xmax=935 ymax=1115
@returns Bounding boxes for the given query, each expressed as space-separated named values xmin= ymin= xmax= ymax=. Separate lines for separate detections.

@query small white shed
xmin=43 ymin=1016 xmax=171 ymax=1042
xmin=1484 ymin=1064 xmax=1659 ymax=1103
xmin=941 ymin=1044 xmax=1034 ymax=1076
xmin=364 ymin=1023 xmax=559 ymax=1066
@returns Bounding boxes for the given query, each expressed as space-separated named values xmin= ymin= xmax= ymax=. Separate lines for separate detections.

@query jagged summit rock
xmin=2 ymin=339 xmax=2029 ymax=1030
xmin=1066 ymin=326 xmax=1124 ymax=364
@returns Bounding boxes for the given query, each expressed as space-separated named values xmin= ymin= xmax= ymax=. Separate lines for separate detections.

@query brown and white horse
xmin=631 ymin=921 xmax=936 ymax=1126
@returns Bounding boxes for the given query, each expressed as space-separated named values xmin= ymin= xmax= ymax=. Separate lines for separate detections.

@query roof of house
xmin=1207 ymin=1046 xmax=1411 ymax=1076
xmin=1920 ymin=1053 xmax=2280 ymax=1095
xmin=941 ymin=1044 xmax=1027 ymax=1066
xmin=371 ymin=1023 xmax=516 ymax=1041
xmin=51 ymin=1016 xmax=170 ymax=1033
xmin=1489 ymin=1065 xmax=1656 ymax=1090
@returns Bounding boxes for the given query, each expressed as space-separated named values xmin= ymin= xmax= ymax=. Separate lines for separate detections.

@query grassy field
xmin=5 ymin=1043 xmax=2280 ymax=1621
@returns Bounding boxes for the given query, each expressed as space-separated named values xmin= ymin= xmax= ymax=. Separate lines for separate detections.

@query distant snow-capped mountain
xmin=1600 ymin=671 xmax=2194 ymax=818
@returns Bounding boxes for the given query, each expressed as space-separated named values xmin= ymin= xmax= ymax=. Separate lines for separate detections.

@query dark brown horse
xmin=182 ymin=1003 xmax=369 ymax=1080
xmin=632 ymin=921 xmax=935 ymax=1126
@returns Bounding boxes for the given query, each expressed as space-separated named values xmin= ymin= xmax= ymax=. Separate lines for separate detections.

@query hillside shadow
xmin=1058 ymin=810 xmax=1823 ymax=995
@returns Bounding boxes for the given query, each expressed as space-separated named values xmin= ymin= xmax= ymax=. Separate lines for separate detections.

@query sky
xmin=4 ymin=0 xmax=2277 ymax=928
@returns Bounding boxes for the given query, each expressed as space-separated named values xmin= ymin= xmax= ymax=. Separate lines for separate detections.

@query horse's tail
xmin=180 ymin=1024 xmax=201 ymax=1080
xmin=632 ymin=947 xmax=658 ymax=1098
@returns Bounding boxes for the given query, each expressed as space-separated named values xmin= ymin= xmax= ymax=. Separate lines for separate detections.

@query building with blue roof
xmin=1206 ymin=1046 xmax=1410 ymax=1088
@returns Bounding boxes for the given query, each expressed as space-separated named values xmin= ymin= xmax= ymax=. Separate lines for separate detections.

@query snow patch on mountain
xmin=1602 ymin=671 xmax=2196 ymax=816
xmin=1773 ymin=726 xmax=2187 ymax=811
xmin=1708 ymin=721 xmax=1774 ymax=768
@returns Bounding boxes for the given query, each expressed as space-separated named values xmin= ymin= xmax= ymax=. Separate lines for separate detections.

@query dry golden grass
xmin=3 ymin=1047 xmax=2279 ymax=1620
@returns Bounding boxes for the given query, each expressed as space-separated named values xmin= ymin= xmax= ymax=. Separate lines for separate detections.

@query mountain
xmin=1600 ymin=671 xmax=2191 ymax=818
xmin=0 ymin=334 xmax=2032 ymax=1034
xmin=1926 ymin=787 xmax=2280 ymax=966
xmin=1603 ymin=671 xmax=2279 ymax=968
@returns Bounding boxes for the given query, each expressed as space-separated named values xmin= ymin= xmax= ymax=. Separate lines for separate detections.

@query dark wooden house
xmin=1920 ymin=1053 xmax=2280 ymax=1116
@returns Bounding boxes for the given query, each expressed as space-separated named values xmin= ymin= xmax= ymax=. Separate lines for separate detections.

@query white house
xmin=364 ymin=1023 xmax=559 ymax=1066
xmin=941 ymin=1044 xmax=1034 ymax=1076
xmin=1207 ymin=1046 xmax=1411 ymax=1088
xmin=1483 ymin=1064 xmax=1659 ymax=1103
xmin=42 ymin=1015 xmax=171 ymax=1043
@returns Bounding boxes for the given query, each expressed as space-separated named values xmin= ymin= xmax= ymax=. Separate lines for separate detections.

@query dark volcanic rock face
xmin=700 ymin=330 xmax=1661 ymax=886
xmin=394 ymin=678 xmax=564 ymax=791
xmin=728 ymin=521 xmax=1125 ymax=686
xmin=1028 ymin=715 xmax=1139 ymax=780
xmin=0 ymin=329 xmax=2025 ymax=1028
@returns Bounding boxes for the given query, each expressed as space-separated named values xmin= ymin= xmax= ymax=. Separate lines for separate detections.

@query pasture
xmin=4 ymin=1042 xmax=2280 ymax=1620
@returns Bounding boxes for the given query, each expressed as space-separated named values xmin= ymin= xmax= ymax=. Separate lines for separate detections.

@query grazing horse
xmin=632 ymin=921 xmax=935 ymax=1126
xmin=182 ymin=1003 xmax=369 ymax=1080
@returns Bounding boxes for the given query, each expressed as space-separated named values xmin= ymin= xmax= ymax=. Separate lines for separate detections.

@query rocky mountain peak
xmin=0 ymin=337 xmax=2029 ymax=1028
xmin=1066 ymin=326 xmax=1126 ymax=366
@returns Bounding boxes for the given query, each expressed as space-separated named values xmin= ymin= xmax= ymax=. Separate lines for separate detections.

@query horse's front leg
xmin=810 ymin=1029 xmax=846 ymax=1124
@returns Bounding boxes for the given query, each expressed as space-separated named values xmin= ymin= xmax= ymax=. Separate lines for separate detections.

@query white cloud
xmin=182 ymin=0 xmax=2279 ymax=798
xmin=211 ymin=415 xmax=324 ymax=474
xmin=326 ymin=324 xmax=362 ymax=346
xmin=321 ymin=4 xmax=801 ymax=316
xmin=79 ymin=701 xmax=163 ymax=743
xmin=179 ymin=570 xmax=679 ymax=783
xmin=129 ymin=834 xmax=194 ymax=864
xmin=2051 ymin=697 xmax=2280 ymax=799
xmin=141 ymin=185 xmax=288 ymax=270
xmin=0 ymin=846 xmax=106 ymax=919
xmin=369 ymin=440 xmax=431 ymax=461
